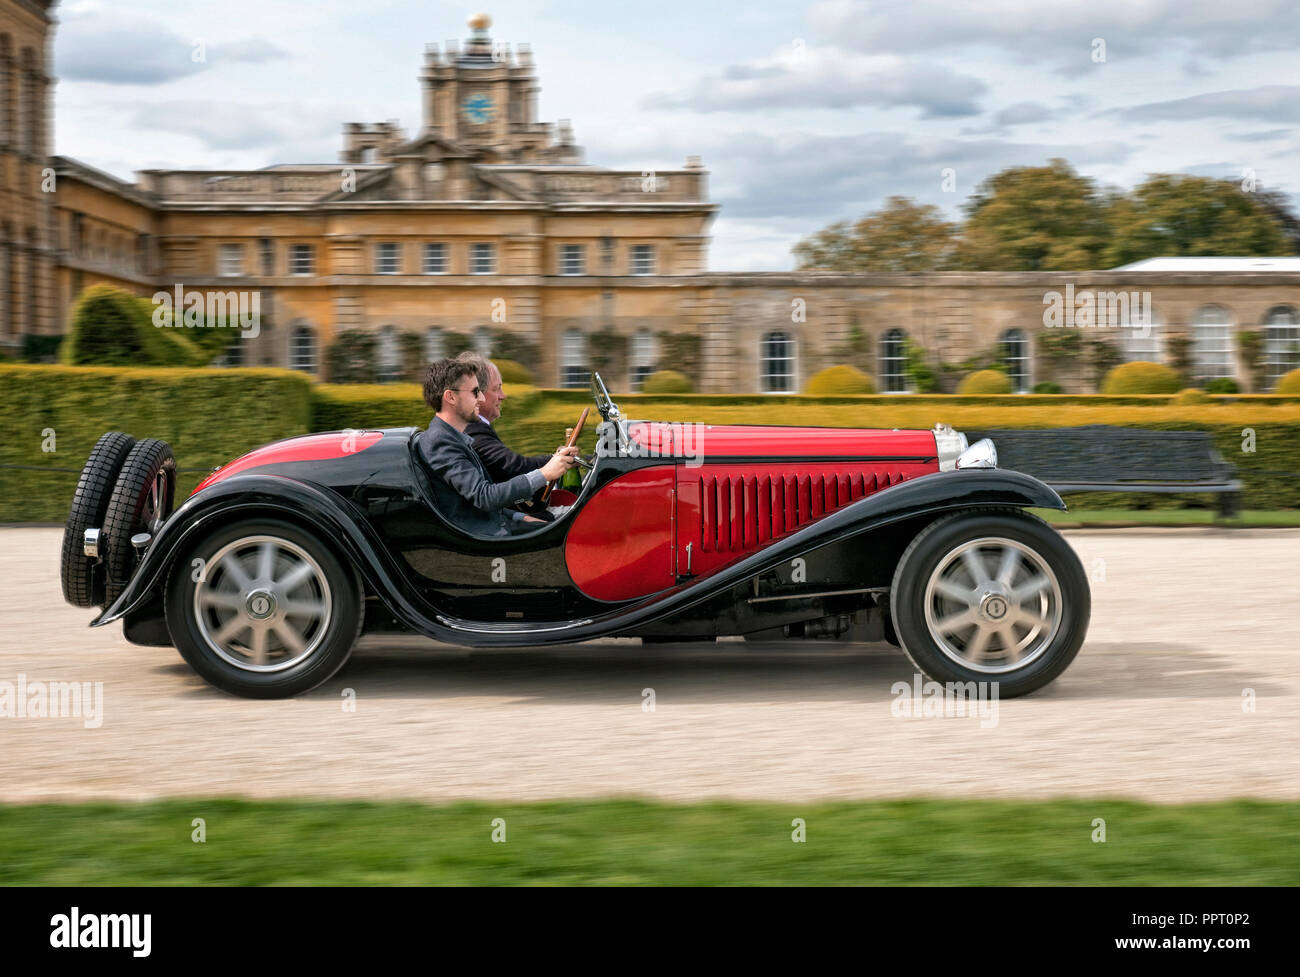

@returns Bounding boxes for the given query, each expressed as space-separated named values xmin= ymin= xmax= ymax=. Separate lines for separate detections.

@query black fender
xmin=92 ymin=474 xmax=415 ymax=628
xmin=95 ymin=467 xmax=1062 ymax=647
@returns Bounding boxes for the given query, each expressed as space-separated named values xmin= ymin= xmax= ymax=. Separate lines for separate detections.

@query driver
xmin=456 ymin=352 xmax=557 ymax=519
xmin=418 ymin=359 xmax=577 ymax=537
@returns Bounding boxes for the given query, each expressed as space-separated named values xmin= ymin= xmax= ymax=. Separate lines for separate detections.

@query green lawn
xmin=1037 ymin=509 xmax=1300 ymax=527
xmin=2 ymin=798 xmax=1298 ymax=885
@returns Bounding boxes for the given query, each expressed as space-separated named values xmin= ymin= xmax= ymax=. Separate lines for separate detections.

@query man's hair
xmin=455 ymin=350 xmax=492 ymax=388
xmin=423 ymin=358 xmax=478 ymax=410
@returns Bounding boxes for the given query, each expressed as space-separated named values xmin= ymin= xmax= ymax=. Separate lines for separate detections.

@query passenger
xmin=418 ymin=359 xmax=577 ymax=537
xmin=456 ymin=352 xmax=559 ymax=519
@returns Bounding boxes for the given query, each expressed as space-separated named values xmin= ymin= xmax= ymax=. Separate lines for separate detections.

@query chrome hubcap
xmin=193 ymin=535 xmax=332 ymax=672
xmin=922 ymin=536 xmax=1062 ymax=674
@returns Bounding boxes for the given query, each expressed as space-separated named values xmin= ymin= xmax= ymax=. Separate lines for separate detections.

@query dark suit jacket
xmin=416 ymin=416 xmax=545 ymax=537
xmin=464 ymin=419 xmax=551 ymax=482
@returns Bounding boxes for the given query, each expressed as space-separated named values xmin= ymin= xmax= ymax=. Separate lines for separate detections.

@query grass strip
xmin=2 ymin=797 xmax=1297 ymax=885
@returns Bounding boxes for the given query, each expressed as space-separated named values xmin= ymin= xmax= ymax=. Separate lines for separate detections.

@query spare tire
xmin=102 ymin=438 xmax=177 ymax=606
xmin=61 ymin=431 xmax=136 ymax=608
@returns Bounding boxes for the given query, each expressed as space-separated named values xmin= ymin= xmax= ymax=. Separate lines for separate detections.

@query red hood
xmin=628 ymin=422 xmax=937 ymax=460
xmin=192 ymin=430 xmax=384 ymax=495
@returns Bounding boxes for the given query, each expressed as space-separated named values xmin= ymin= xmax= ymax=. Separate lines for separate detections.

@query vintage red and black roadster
xmin=61 ymin=373 xmax=1089 ymax=699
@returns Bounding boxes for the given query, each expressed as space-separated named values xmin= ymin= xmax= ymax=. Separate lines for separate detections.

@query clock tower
xmin=419 ymin=13 xmax=580 ymax=163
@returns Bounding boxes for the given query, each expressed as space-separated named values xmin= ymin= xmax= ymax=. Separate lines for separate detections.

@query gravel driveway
xmin=2 ymin=527 xmax=1296 ymax=804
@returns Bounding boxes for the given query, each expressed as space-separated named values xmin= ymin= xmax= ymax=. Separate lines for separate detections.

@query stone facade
xmin=8 ymin=7 xmax=1300 ymax=391
xmin=0 ymin=0 xmax=56 ymax=344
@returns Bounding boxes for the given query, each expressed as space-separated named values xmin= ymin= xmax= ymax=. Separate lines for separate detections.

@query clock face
xmin=461 ymin=93 xmax=495 ymax=125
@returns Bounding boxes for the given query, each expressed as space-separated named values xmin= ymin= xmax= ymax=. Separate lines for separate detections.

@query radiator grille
xmin=695 ymin=470 xmax=903 ymax=553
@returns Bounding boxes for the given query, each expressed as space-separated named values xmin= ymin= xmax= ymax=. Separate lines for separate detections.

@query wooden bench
xmin=965 ymin=426 xmax=1243 ymax=516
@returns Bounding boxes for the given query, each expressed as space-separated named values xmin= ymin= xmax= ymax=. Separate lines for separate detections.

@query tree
xmin=1104 ymin=174 xmax=1292 ymax=266
xmin=1252 ymin=187 xmax=1300 ymax=254
xmin=792 ymin=196 xmax=959 ymax=272
xmin=956 ymin=159 xmax=1108 ymax=270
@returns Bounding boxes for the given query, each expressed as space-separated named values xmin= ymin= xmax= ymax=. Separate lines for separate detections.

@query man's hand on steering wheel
xmin=540 ymin=446 xmax=578 ymax=483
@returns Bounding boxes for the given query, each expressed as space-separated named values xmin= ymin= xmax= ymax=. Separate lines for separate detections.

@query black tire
xmin=890 ymin=509 xmax=1090 ymax=698
xmin=165 ymin=519 xmax=363 ymax=698
xmin=102 ymin=438 xmax=177 ymax=606
xmin=61 ymin=431 xmax=135 ymax=608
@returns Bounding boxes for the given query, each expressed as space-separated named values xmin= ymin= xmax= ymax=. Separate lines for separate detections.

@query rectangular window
xmin=423 ymin=243 xmax=447 ymax=274
xmin=471 ymin=243 xmax=496 ymax=275
xmin=289 ymin=244 xmax=315 ymax=276
xmin=630 ymin=244 xmax=655 ymax=275
xmin=219 ymin=243 xmax=244 ymax=277
xmin=259 ymin=238 xmax=275 ymax=276
xmin=375 ymin=242 xmax=401 ymax=275
xmin=560 ymin=244 xmax=585 ymax=276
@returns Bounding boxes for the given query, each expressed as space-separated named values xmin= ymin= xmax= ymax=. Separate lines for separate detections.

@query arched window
xmin=560 ymin=329 xmax=587 ymax=388
xmin=473 ymin=326 xmax=493 ymax=355
xmin=376 ymin=325 xmax=401 ymax=383
xmin=1192 ymin=305 xmax=1235 ymax=383
xmin=630 ymin=329 xmax=658 ymax=391
xmin=878 ymin=328 xmax=907 ymax=393
xmin=289 ymin=325 xmax=316 ymax=373
xmin=999 ymin=328 xmax=1031 ymax=392
xmin=1121 ymin=304 xmax=1162 ymax=363
xmin=761 ymin=331 xmax=795 ymax=392
xmin=424 ymin=327 xmax=446 ymax=363
xmin=1263 ymin=306 xmax=1300 ymax=389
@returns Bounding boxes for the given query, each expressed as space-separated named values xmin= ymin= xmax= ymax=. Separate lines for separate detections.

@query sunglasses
xmin=452 ymin=385 xmax=482 ymax=397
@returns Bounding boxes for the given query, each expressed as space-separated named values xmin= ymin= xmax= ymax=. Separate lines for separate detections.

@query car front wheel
xmin=890 ymin=510 xmax=1090 ymax=698
xmin=165 ymin=519 xmax=363 ymax=698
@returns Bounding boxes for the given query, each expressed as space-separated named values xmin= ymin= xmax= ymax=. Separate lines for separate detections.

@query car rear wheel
xmin=890 ymin=509 xmax=1089 ymax=698
xmin=61 ymin=431 xmax=136 ymax=608
xmin=102 ymin=438 xmax=176 ymax=606
xmin=165 ymin=519 xmax=363 ymax=698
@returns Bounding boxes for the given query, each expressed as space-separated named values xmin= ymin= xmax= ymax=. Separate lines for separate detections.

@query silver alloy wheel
xmin=922 ymin=536 xmax=1062 ymax=674
xmin=193 ymin=535 xmax=333 ymax=672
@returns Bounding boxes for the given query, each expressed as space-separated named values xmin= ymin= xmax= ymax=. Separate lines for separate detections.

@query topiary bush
xmin=804 ymin=365 xmax=876 ymax=395
xmin=1032 ymin=381 xmax=1062 ymax=394
xmin=494 ymin=359 xmax=533 ymax=385
xmin=1101 ymin=361 xmax=1182 ymax=395
xmin=957 ymin=369 xmax=1012 ymax=394
xmin=61 ymin=284 xmax=206 ymax=367
xmin=1205 ymin=377 xmax=1241 ymax=394
xmin=1173 ymin=388 xmax=1209 ymax=405
xmin=642 ymin=369 xmax=694 ymax=394
xmin=1275 ymin=369 xmax=1300 ymax=395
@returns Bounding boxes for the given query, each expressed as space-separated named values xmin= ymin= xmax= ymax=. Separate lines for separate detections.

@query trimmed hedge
xmin=5 ymin=365 xmax=1300 ymax=521
xmin=1102 ymin=361 xmax=1182 ymax=394
xmin=957 ymin=370 xmax=1012 ymax=395
xmin=805 ymin=365 xmax=875 ymax=395
xmin=0 ymin=365 xmax=313 ymax=522
xmin=1274 ymin=370 xmax=1300 ymax=395
xmin=494 ymin=359 xmax=534 ymax=385
xmin=642 ymin=370 xmax=693 ymax=394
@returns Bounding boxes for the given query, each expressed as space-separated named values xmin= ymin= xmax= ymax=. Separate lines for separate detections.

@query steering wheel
xmin=541 ymin=406 xmax=589 ymax=503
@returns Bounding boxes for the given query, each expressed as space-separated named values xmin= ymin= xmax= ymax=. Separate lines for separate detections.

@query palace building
xmin=4 ymin=5 xmax=1300 ymax=392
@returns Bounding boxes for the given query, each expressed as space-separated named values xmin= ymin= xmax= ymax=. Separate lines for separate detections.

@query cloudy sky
xmin=51 ymin=0 xmax=1300 ymax=270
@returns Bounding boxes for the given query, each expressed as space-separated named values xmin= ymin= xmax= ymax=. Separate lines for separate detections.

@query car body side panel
xmin=676 ymin=459 xmax=938 ymax=578
xmin=565 ymin=466 xmax=676 ymax=600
